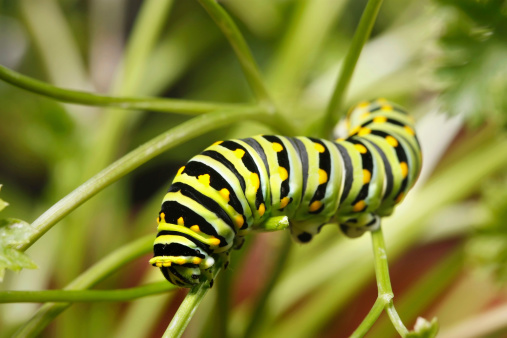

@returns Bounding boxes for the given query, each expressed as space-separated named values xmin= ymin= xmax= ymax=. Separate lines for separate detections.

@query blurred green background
xmin=1 ymin=0 xmax=507 ymax=337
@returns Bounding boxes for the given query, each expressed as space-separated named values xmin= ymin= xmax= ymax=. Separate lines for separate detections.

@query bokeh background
xmin=1 ymin=0 xmax=507 ymax=337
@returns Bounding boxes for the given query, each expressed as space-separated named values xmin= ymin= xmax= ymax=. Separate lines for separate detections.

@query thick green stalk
xmin=197 ymin=0 xmax=276 ymax=111
xmin=321 ymin=0 xmax=384 ymax=137
xmin=0 ymin=64 xmax=251 ymax=114
xmin=243 ymin=235 xmax=292 ymax=338
xmin=12 ymin=235 xmax=154 ymax=337
xmin=18 ymin=108 xmax=280 ymax=252
xmin=0 ymin=281 xmax=174 ymax=303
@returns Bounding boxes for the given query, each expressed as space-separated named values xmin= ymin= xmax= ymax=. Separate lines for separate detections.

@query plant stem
xmin=0 ymin=281 xmax=174 ymax=303
xmin=371 ymin=227 xmax=408 ymax=336
xmin=243 ymin=235 xmax=292 ymax=338
xmin=350 ymin=297 xmax=385 ymax=338
xmin=162 ymin=258 xmax=224 ymax=338
xmin=17 ymin=108 xmax=281 ymax=252
xmin=321 ymin=0 xmax=383 ymax=138
xmin=0 ymin=64 xmax=250 ymax=114
xmin=197 ymin=0 xmax=275 ymax=111
xmin=216 ymin=269 xmax=231 ymax=338
xmin=12 ymin=235 xmax=154 ymax=337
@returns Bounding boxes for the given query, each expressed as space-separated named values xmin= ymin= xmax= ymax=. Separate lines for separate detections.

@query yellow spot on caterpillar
xmin=162 ymin=262 xmax=171 ymax=267
xmin=177 ymin=166 xmax=185 ymax=176
xmin=385 ymin=135 xmax=398 ymax=147
xmin=176 ymin=258 xmax=186 ymax=265
xmin=235 ymin=215 xmax=244 ymax=228
xmin=251 ymin=172 xmax=260 ymax=190
xmin=318 ymin=169 xmax=328 ymax=185
xmin=314 ymin=143 xmax=325 ymax=153
xmin=358 ymin=128 xmax=371 ymax=136
xmin=335 ymin=138 xmax=345 ymax=142
xmin=279 ymin=197 xmax=290 ymax=209
xmin=357 ymin=101 xmax=370 ymax=109
xmin=395 ymin=192 xmax=405 ymax=203
xmin=160 ymin=213 xmax=166 ymax=222
xmin=234 ymin=148 xmax=245 ymax=159
xmin=258 ymin=203 xmax=266 ymax=216
xmin=377 ymin=98 xmax=388 ymax=104
xmin=309 ymin=200 xmax=322 ymax=212
xmin=354 ymin=144 xmax=367 ymax=154
xmin=157 ymin=217 xmax=160 ymax=224
xmin=177 ymin=217 xmax=184 ymax=226
xmin=349 ymin=126 xmax=361 ymax=136
xmin=353 ymin=200 xmax=366 ymax=212
xmin=209 ymin=237 xmax=221 ymax=246
xmin=404 ymin=125 xmax=415 ymax=135
xmin=192 ymin=257 xmax=202 ymax=265
xmin=220 ymin=188 xmax=230 ymax=202
xmin=381 ymin=105 xmax=393 ymax=112
xmin=198 ymin=174 xmax=211 ymax=187
xmin=400 ymin=162 xmax=408 ymax=178
xmin=272 ymin=142 xmax=283 ymax=152
xmin=190 ymin=225 xmax=200 ymax=232
xmin=213 ymin=140 xmax=223 ymax=146
xmin=278 ymin=167 xmax=288 ymax=181
xmin=363 ymin=169 xmax=371 ymax=184
xmin=373 ymin=116 xmax=387 ymax=124
xmin=156 ymin=262 xmax=163 ymax=267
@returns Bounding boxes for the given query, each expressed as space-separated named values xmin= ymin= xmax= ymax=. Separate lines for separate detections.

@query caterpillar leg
xmin=339 ymin=213 xmax=380 ymax=238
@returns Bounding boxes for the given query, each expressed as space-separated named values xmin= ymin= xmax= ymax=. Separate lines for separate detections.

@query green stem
xmin=370 ymin=227 xmax=409 ymax=337
xmin=197 ymin=0 xmax=275 ymax=110
xmin=243 ymin=235 xmax=292 ymax=338
xmin=13 ymin=235 xmax=154 ymax=337
xmin=0 ymin=64 xmax=250 ymax=114
xmin=18 ymin=108 xmax=280 ymax=252
xmin=350 ymin=297 xmax=385 ymax=338
xmin=321 ymin=0 xmax=383 ymax=137
xmin=0 ymin=281 xmax=174 ymax=303
xmin=216 ymin=269 xmax=231 ymax=338
xmin=162 ymin=258 xmax=224 ymax=338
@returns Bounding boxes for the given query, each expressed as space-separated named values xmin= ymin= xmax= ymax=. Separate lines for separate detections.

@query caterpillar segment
xmin=150 ymin=99 xmax=422 ymax=287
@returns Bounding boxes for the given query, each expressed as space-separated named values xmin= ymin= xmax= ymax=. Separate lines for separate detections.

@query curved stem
xmin=13 ymin=235 xmax=154 ymax=337
xmin=321 ymin=0 xmax=383 ymax=138
xmin=18 ymin=108 xmax=277 ymax=252
xmin=0 ymin=64 xmax=251 ymax=114
xmin=0 ymin=281 xmax=174 ymax=303
xmin=350 ymin=297 xmax=385 ymax=338
xmin=162 ymin=257 xmax=225 ymax=338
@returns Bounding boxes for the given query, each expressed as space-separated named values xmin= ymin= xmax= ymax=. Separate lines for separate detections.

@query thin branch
xmin=197 ymin=0 xmax=275 ymax=110
xmin=321 ymin=0 xmax=383 ymax=137
xmin=0 ymin=64 xmax=251 ymax=114
xmin=0 ymin=281 xmax=174 ymax=303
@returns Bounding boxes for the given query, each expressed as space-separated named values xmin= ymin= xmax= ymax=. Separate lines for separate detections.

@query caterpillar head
xmin=150 ymin=240 xmax=215 ymax=288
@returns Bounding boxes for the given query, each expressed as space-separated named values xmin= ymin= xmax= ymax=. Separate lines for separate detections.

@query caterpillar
xmin=149 ymin=99 xmax=422 ymax=287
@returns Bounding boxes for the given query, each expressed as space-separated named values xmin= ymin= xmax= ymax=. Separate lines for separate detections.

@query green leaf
xmin=405 ymin=317 xmax=439 ymax=338
xmin=0 ymin=218 xmax=38 ymax=282
xmin=0 ymin=185 xmax=8 ymax=212
xmin=434 ymin=0 xmax=507 ymax=127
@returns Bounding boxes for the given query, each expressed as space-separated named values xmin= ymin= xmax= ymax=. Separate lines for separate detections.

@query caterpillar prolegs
xmin=150 ymin=99 xmax=422 ymax=287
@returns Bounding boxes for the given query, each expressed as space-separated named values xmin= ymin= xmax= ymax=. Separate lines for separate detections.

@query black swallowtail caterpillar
xmin=150 ymin=99 xmax=422 ymax=287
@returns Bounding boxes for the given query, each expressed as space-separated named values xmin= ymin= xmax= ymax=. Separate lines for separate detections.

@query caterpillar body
xmin=150 ymin=99 xmax=422 ymax=287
